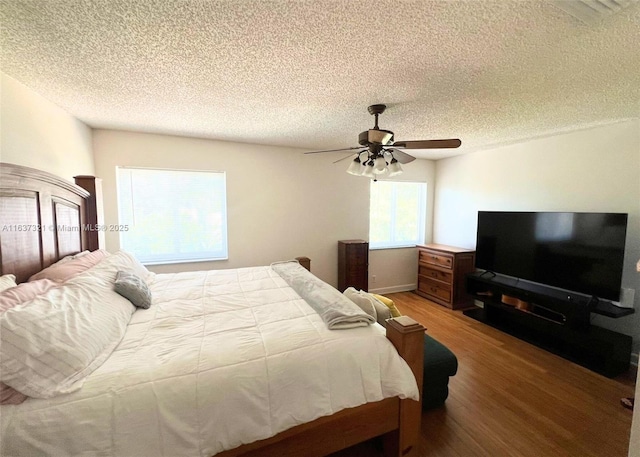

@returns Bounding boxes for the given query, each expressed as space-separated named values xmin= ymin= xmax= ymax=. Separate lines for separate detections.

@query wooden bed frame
xmin=0 ymin=162 xmax=425 ymax=457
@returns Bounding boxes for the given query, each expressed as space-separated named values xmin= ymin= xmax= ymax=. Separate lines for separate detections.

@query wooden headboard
xmin=0 ymin=163 xmax=101 ymax=283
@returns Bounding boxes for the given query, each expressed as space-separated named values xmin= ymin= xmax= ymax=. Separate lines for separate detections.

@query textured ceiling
xmin=1 ymin=0 xmax=639 ymax=160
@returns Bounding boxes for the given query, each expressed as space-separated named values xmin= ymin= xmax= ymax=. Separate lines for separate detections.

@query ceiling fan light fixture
xmin=387 ymin=157 xmax=403 ymax=177
xmin=343 ymin=151 xmax=405 ymax=179
xmin=346 ymin=156 xmax=364 ymax=175
xmin=362 ymin=161 xmax=376 ymax=178
xmin=373 ymin=155 xmax=387 ymax=174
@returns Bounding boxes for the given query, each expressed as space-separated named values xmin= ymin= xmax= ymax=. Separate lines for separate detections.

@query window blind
xmin=116 ymin=167 xmax=228 ymax=264
xmin=369 ymin=181 xmax=427 ymax=249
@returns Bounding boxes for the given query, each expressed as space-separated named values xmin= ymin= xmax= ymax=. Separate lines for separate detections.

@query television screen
xmin=475 ymin=211 xmax=628 ymax=301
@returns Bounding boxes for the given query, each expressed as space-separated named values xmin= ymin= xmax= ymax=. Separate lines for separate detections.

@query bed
xmin=0 ymin=163 xmax=425 ymax=457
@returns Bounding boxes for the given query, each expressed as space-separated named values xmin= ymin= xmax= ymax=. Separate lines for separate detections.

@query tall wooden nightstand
xmin=338 ymin=240 xmax=368 ymax=292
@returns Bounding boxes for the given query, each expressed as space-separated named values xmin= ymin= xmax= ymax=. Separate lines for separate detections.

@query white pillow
xmin=343 ymin=287 xmax=393 ymax=327
xmin=367 ymin=292 xmax=392 ymax=326
xmin=0 ymin=274 xmax=17 ymax=293
xmin=0 ymin=254 xmax=137 ymax=398
xmin=343 ymin=287 xmax=377 ymax=321
xmin=88 ymin=250 xmax=151 ymax=282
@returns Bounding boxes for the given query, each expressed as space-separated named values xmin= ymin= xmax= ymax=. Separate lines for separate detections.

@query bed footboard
xmin=383 ymin=316 xmax=425 ymax=457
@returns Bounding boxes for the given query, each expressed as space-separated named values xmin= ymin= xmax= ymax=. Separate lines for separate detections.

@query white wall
xmin=433 ymin=119 xmax=640 ymax=343
xmin=93 ymin=129 xmax=434 ymax=287
xmin=0 ymin=73 xmax=93 ymax=179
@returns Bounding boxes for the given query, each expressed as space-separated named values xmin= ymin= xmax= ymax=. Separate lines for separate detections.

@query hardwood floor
xmin=332 ymin=292 xmax=635 ymax=457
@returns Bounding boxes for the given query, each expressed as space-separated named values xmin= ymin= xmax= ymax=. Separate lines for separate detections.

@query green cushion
xmin=422 ymin=334 xmax=458 ymax=410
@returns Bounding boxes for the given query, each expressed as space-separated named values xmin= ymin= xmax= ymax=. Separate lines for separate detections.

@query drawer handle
xmin=431 ymin=287 xmax=437 ymax=293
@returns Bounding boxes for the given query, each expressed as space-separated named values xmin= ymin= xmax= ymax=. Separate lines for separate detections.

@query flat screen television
xmin=475 ymin=211 xmax=628 ymax=301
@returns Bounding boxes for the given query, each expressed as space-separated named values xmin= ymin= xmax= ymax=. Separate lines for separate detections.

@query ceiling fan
xmin=305 ymin=104 xmax=461 ymax=179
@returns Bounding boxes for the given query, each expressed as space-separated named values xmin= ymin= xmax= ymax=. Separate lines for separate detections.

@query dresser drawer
xmin=345 ymin=268 xmax=367 ymax=285
xmin=345 ymin=249 xmax=367 ymax=266
xmin=418 ymin=278 xmax=452 ymax=303
xmin=419 ymin=265 xmax=453 ymax=284
xmin=419 ymin=250 xmax=453 ymax=269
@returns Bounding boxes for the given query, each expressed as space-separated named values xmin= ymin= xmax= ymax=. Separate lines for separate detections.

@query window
xmin=369 ymin=180 xmax=427 ymax=249
xmin=116 ymin=167 xmax=228 ymax=264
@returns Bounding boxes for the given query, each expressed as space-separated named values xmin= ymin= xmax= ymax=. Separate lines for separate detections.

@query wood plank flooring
xmin=331 ymin=292 xmax=635 ymax=457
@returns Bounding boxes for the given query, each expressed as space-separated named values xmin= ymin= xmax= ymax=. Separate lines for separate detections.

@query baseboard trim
xmin=368 ymin=284 xmax=416 ymax=295
xmin=631 ymin=352 xmax=638 ymax=367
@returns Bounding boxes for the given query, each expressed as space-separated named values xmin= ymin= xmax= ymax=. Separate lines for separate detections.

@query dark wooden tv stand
xmin=465 ymin=271 xmax=633 ymax=378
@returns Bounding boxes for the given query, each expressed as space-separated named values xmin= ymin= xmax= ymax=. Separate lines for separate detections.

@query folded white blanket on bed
xmin=271 ymin=261 xmax=375 ymax=329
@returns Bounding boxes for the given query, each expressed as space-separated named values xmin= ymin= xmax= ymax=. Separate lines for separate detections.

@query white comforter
xmin=1 ymin=266 xmax=418 ymax=457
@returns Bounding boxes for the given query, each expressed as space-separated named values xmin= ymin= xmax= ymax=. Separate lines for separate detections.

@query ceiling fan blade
xmin=333 ymin=152 xmax=361 ymax=164
xmin=386 ymin=149 xmax=416 ymax=164
xmin=392 ymin=139 xmax=461 ymax=149
xmin=304 ymin=146 xmax=362 ymax=154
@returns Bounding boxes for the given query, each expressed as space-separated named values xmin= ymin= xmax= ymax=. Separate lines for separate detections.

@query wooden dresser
xmin=338 ymin=240 xmax=368 ymax=292
xmin=415 ymin=244 xmax=475 ymax=309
